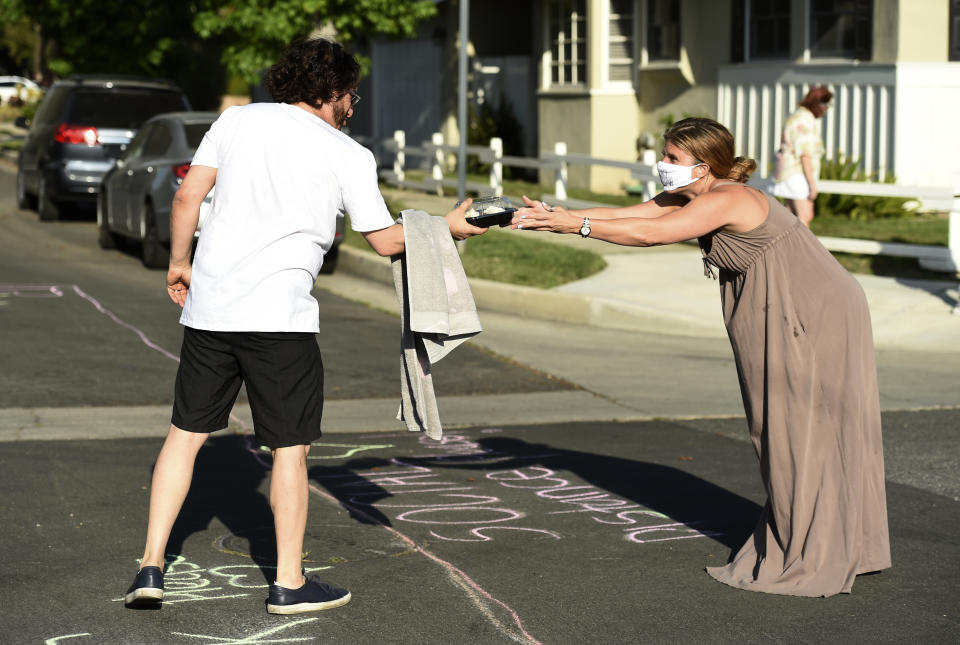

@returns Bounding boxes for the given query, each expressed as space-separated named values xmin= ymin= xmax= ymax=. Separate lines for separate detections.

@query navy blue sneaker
xmin=124 ymin=566 xmax=164 ymax=607
xmin=266 ymin=575 xmax=351 ymax=615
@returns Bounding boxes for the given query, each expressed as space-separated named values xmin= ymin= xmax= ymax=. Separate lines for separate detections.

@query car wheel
xmin=96 ymin=189 xmax=120 ymax=250
xmin=140 ymin=203 xmax=167 ymax=269
xmin=37 ymin=175 xmax=59 ymax=221
xmin=319 ymin=245 xmax=339 ymax=274
xmin=16 ymin=169 xmax=37 ymax=210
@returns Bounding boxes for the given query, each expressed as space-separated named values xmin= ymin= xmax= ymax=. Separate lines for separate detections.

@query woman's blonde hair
xmin=664 ymin=117 xmax=757 ymax=183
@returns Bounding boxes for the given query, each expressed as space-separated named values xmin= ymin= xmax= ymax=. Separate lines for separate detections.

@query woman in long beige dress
xmin=511 ymin=118 xmax=890 ymax=597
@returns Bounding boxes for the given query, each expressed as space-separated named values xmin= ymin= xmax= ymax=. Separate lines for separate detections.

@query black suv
xmin=16 ymin=75 xmax=191 ymax=220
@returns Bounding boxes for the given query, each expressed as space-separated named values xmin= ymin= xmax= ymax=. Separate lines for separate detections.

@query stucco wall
xmin=896 ymin=0 xmax=950 ymax=62
xmin=538 ymin=94 xmax=592 ymax=189
xmin=589 ymin=92 xmax=641 ymax=192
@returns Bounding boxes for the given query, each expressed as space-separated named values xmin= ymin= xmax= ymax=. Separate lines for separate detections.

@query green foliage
xmin=1 ymin=15 xmax=35 ymax=70
xmin=816 ymin=155 xmax=916 ymax=220
xmin=225 ymin=74 xmax=251 ymax=96
xmin=1 ymin=0 xmax=198 ymax=77
xmin=0 ymin=0 xmax=436 ymax=107
xmin=0 ymin=0 xmax=228 ymax=109
xmin=193 ymin=0 xmax=438 ymax=84
xmin=19 ymin=95 xmax=40 ymax=121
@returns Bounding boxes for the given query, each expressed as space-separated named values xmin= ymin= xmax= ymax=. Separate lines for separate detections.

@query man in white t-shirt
xmin=124 ymin=38 xmax=484 ymax=615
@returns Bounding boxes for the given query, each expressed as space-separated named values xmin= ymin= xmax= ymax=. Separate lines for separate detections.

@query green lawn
xmin=810 ymin=212 xmax=948 ymax=246
xmin=458 ymin=229 xmax=607 ymax=288
xmin=344 ymin=196 xmax=607 ymax=289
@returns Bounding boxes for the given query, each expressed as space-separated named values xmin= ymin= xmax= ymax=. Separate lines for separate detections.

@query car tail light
xmin=54 ymin=124 xmax=99 ymax=146
xmin=172 ymin=163 xmax=191 ymax=180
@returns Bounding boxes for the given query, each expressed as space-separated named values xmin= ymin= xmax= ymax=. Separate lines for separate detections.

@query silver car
xmin=97 ymin=110 xmax=345 ymax=271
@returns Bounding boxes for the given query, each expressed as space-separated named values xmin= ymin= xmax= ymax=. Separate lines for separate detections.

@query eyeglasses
xmin=348 ymin=90 xmax=360 ymax=107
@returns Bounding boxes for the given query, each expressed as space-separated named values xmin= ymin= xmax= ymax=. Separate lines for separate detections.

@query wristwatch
xmin=579 ymin=217 xmax=591 ymax=238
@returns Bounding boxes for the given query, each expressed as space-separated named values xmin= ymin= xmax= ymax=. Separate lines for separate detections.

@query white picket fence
xmin=359 ymin=130 xmax=959 ymax=281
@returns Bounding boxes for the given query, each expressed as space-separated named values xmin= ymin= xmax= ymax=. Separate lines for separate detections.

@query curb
xmin=337 ymin=245 xmax=726 ymax=338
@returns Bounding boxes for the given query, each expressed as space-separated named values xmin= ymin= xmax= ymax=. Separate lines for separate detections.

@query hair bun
xmin=728 ymin=157 xmax=757 ymax=183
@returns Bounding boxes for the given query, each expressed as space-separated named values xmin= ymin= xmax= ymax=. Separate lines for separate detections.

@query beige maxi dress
xmin=700 ymin=186 xmax=891 ymax=597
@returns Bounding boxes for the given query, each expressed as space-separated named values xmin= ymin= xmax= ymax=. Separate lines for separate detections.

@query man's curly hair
xmin=264 ymin=38 xmax=360 ymax=107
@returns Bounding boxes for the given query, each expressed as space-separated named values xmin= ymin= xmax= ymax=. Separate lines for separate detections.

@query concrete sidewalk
xmin=362 ymin=186 xmax=960 ymax=353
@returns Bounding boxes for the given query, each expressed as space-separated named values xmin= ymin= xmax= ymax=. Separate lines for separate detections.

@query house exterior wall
xmin=589 ymin=91 xmax=640 ymax=191
xmin=896 ymin=1 xmax=950 ymax=61
xmin=539 ymin=94 xmax=593 ymax=188
xmin=535 ymin=0 xmax=959 ymax=193
xmin=893 ymin=63 xmax=960 ymax=189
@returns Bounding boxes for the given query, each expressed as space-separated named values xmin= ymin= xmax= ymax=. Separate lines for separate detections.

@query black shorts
xmin=172 ymin=327 xmax=324 ymax=449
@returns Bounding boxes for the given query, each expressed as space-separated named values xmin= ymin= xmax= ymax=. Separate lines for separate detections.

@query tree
xmin=193 ymin=0 xmax=439 ymax=83
xmin=0 ymin=0 xmax=203 ymax=79
xmin=0 ymin=0 xmax=437 ymax=105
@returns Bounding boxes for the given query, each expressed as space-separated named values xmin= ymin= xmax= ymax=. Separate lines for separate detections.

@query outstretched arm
xmin=524 ymin=192 xmax=688 ymax=222
xmin=361 ymin=197 xmax=487 ymax=256
xmin=513 ymin=190 xmax=742 ymax=247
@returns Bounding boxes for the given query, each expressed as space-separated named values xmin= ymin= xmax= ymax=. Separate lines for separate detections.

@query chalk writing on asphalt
xmin=44 ymin=635 xmax=91 ymax=645
xmin=172 ymin=617 xmax=319 ymax=643
xmin=486 ymin=466 xmax=724 ymax=543
xmin=320 ymin=432 xmax=722 ymax=545
xmin=0 ymin=284 xmax=64 ymax=300
xmin=47 ymin=618 xmax=321 ymax=645
xmin=307 ymin=442 xmax=396 ymax=460
xmin=111 ymin=556 xmax=331 ymax=605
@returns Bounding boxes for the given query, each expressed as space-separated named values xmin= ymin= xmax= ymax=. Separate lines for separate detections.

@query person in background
xmin=511 ymin=117 xmax=890 ymax=597
xmin=772 ymin=85 xmax=833 ymax=227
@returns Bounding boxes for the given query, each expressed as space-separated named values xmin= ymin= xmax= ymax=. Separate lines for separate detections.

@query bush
xmin=19 ymin=97 xmax=40 ymax=122
xmin=816 ymin=155 xmax=916 ymax=220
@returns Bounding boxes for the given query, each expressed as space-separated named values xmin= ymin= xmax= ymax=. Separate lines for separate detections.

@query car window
xmin=65 ymin=88 xmax=188 ymax=128
xmin=142 ymin=124 xmax=173 ymax=157
xmin=123 ymin=123 xmax=155 ymax=161
xmin=183 ymin=122 xmax=213 ymax=150
xmin=32 ymin=87 xmax=70 ymax=127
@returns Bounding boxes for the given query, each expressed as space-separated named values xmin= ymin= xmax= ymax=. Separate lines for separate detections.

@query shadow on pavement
xmin=894 ymin=276 xmax=959 ymax=309
xmin=310 ymin=435 xmax=761 ymax=553
xmin=163 ymin=436 xmax=276 ymax=584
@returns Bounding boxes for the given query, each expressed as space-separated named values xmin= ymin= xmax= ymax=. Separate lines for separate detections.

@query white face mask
xmin=657 ymin=161 xmax=704 ymax=191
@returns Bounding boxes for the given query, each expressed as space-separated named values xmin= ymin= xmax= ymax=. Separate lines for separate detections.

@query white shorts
xmin=771 ymin=174 xmax=810 ymax=200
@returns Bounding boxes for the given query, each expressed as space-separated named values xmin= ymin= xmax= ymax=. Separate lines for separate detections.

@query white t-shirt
xmin=180 ymin=102 xmax=394 ymax=332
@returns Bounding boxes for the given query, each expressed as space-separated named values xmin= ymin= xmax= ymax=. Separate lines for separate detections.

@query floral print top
xmin=774 ymin=107 xmax=824 ymax=182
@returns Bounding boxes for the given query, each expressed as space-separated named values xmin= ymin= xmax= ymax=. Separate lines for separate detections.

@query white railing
xmin=717 ymin=63 xmax=897 ymax=181
xmin=365 ymin=130 xmax=959 ymax=278
xmin=377 ymin=130 xmax=659 ymax=203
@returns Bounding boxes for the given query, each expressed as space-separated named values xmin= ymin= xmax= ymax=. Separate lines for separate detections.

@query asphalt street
xmin=1 ymin=164 xmax=958 ymax=644
xmin=2 ymin=417 xmax=958 ymax=644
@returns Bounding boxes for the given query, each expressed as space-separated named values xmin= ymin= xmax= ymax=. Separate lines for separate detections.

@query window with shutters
xmin=608 ymin=0 xmax=635 ymax=84
xmin=646 ymin=0 xmax=680 ymax=61
xmin=545 ymin=0 xmax=587 ymax=87
xmin=751 ymin=0 xmax=791 ymax=59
